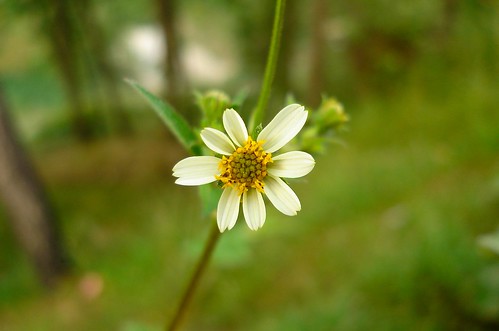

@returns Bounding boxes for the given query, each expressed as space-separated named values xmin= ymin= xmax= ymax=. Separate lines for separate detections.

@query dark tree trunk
xmin=156 ymin=0 xmax=185 ymax=106
xmin=308 ymin=0 xmax=328 ymax=107
xmin=0 ymin=87 xmax=68 ymax=287
xmin=78 ymin=0 xmax=132 ymax=136
xmin=42 ymin=0 xmax=92 ymax=140
xmin=238 ymin=0 xmax=274 ymax=82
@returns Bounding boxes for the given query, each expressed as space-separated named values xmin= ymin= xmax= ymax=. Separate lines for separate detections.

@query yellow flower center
xmin=217 ymin=137 xmax=272 ymax=195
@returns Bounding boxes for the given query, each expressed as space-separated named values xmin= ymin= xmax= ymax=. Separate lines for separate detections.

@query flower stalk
xmin=166 ymin=222 xmax=220 ymax=331
xmin=165 ymin=0 xmax=287 ymax=329
xmin=250 ymin=0 xmax=287 ymax=132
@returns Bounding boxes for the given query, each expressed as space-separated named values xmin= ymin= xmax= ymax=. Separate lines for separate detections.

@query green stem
xmin=165 ymin=1 xmax=286 ymax=329
xmin=166 ymin=222 xmax=221 ymax=331
xmin=250 ymin=0 xmax=287 ymax=132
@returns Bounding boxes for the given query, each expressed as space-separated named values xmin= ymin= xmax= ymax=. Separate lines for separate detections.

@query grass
xmin=1 ymin=48 xmax=498 ymax=331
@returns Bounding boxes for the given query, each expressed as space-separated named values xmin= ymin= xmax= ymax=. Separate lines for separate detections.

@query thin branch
xmin=166 ymin=222 xmax=221 ymax=331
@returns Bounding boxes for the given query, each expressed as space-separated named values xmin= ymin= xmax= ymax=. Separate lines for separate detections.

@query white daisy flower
xmin=172 ymin=104 xmax=315 ymax=232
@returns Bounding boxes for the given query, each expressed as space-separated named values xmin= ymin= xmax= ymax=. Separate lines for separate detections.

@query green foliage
xmin=126 ymin=79 xmax=200 ymax=155
xmin=299 ymin=97 xmax=349 ymax=154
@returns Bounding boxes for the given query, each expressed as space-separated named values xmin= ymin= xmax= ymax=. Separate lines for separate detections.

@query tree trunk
xmin=156 ymin=0 xmax=185 ymax=107
xmin=0 ymin=87 xmax=68 ymax=288
xmin=237 ymin=0 xmax=274 ymax=83
xmin=42 ymin=0 xmax=92 ymax=140
xmin=78 ymin=0 xmax=133 ymax=136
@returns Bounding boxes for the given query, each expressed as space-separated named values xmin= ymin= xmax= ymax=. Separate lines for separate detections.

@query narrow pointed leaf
xmin=126 ymin=79 xmax=199 ymax=154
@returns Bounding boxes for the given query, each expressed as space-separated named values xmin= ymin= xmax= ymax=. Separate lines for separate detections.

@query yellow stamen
xmin=216 ymin=137 xmax=272 ymax=195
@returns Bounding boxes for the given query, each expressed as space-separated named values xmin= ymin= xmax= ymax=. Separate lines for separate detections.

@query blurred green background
xmin=1 ymin=0 xmax=499 ymax=330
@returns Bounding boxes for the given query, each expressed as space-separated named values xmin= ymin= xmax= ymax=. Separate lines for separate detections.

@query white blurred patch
xmin=117 ymin=25 xmax=235 ymax=92
xmin=182 ymin=44 xmax=235 ymax=85
xmin=120 ymin=25 xmax=165 ymax=93
xmin=324 ymin=18 xmax=352 ymax=44
xmin=126 ymin=26 xmax=165 ymax=65
xmin=478 ymin=229 xmax=499 ymax=255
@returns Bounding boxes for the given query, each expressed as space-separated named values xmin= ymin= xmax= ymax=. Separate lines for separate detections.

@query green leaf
xmin=126 ymin=79 xmax=199 ymax=154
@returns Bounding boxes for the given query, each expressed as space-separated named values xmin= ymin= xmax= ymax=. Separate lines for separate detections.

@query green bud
xmin=196 ymin=90 xmax=232 ymax=129
xmin=315 ymin=97 xmax=349 ymax=133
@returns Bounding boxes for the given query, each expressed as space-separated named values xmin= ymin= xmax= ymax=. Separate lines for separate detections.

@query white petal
xmin=257 ymin=104 xmax=308 ymax=153
xmin=242 ymin=189 xmax=266 ymax=231
xmin=217 ymin=187 xmax=241 ymax=232
xmin=175 ymin=177 xmax=217 ymax=186
xmin=201 ymin=128 xmax=235 ymax=155
xmin=172 ymin=156 xmax=220 ymax=186
xmin=223 ymin=108 xmax=248 ymax=147
xmin=264 ymin=175 xmax=301 ymax=216
xmin=172 ymin=156 xmax=220 ymax=177
xmin=268 ymin=151 xmax=315 ymax=178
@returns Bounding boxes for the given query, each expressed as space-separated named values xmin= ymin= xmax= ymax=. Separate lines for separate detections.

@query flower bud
xmin=196 ymin=90 xmax=232 ymax=129
xmin=315 ymin=98 xmax=349 ymax=133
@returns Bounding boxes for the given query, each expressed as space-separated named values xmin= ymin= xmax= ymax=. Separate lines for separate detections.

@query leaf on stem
xmin=126 ymin=79 xmax=199 ymax=154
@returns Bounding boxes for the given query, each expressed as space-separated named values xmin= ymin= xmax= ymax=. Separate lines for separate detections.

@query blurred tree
xmin=344 ymin=0 xmax=426 ymax=95
xmin=0 ymin=85 xmax=68 ymax=287
xmin=40 ymin=0 xmax=94 ymax=140
xmin=235 ymin=0 xmax=274 ymax=84
xmin=156 ymin=0 xmax=186 ymax=107
xmin=77 ymin=0 xmax=133 ymax=136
